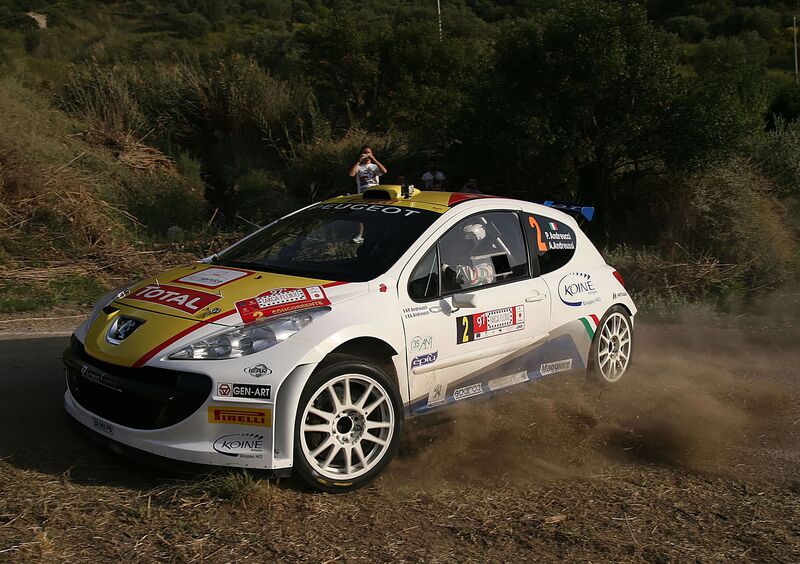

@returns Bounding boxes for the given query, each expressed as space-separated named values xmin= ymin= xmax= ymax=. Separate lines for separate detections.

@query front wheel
xmin=293 ymin=356 xmax=403 ymax=492
xmin=588 ymin=305 xmax=633 ymax=385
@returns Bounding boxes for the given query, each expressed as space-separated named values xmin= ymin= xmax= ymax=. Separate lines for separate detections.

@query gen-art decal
xmin=216 ymin=382 xmax=271 ymax=400
xmin=235 ymin=286 xmax=330 ymax=324
xmin=126 ymin=284 xmax=222 ymax=314
xmin=457 ymin=305 xmax=525 ymax=344
xmin=558 ymin=272 xmax=600 ymax=307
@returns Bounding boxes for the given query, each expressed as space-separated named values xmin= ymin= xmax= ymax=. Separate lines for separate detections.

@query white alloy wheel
xmin=590 ymin=306 xmax=633 ymax=384
xmin=299 ymin=373 xmax=396 ymax=482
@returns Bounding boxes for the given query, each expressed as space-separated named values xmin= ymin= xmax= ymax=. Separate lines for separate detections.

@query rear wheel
xmin=588 ymin=306 xmax=633 ymax=385
xmin=293 ymin=356 xmax=402 ymax=492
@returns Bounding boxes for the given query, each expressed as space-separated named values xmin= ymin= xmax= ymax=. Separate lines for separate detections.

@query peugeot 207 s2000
xmin=63 ymin=186 xmax=635 ymax=492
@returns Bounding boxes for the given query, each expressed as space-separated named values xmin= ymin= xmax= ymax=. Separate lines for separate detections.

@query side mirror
xmin=452 ymin=293 xmax=478 ymax=309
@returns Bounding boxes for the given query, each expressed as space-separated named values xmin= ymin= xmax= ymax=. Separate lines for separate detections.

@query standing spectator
xmin=348 ymin=146 xmax=388 ymax=193
xmin=421 ymin=160 xmax=446 ymax=189
xmin=461 ymin=178 xmax=481 ymax=193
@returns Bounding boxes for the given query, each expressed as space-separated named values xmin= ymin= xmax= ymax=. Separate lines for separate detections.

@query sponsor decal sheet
xmin=457 ymin=305 xmax=525 ymax=344
xmin=235 ymin=286 xmax=330 ymax=324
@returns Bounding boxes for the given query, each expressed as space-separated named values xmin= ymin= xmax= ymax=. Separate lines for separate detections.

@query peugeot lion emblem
xmin=106 ymin=317 xmax=142 ymax=344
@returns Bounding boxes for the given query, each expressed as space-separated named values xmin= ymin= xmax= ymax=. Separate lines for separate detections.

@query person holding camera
xmin=348 ymin=146 xmax=388 ymax=193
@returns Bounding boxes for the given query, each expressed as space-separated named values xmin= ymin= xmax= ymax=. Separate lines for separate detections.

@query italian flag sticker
xmin=579 ymin=314 xmax=600 ymax=338
xmin=548 ymin=221 xmax=558 ymax=230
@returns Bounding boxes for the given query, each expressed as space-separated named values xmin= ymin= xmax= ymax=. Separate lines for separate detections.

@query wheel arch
xmin=322 ymin=337 xmax=401 ymax=390
xmin=272 ymin=336 xmax=405 ymax=471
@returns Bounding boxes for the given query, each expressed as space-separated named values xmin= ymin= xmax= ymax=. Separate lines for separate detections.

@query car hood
xmin=83 ymin=264 xmax=365 ymax=368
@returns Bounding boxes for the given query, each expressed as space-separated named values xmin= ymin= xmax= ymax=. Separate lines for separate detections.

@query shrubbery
xmin=0 ymin=0 xmax=798 ymax=312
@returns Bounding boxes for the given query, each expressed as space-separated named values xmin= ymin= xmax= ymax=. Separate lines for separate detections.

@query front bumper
xmin=63 ymin=337 xmax=282 ymax=469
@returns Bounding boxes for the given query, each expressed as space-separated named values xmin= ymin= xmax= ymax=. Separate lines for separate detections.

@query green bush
xmin=172 ymin=12 xmax=211 ymax=39
xmin=749 ymin=118 xmax=800 ymax=197
xmin=663 ymin=15 xmax=708 ymax=42
xmin=234 ymin=168 xmax=292 ymax=225
xmin=123 ymin=172 xmax=206 ymax=235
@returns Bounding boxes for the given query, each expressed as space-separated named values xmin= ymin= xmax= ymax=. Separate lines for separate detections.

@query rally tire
xmin=293 ymin=355 xmax=403 ymax=493
xmin=588 ymin=305 xmax=633 ymax=386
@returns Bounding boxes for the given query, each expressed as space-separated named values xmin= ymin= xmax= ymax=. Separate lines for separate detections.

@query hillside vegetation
xmin=0 ymin=0 xmax=799 ymax=313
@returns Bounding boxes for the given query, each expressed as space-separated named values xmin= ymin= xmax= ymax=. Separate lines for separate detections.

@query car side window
xmin=439 ymin=211 xmax=528 ymax=294
xmin=524 ymin=213 xmax=577 ymax=274
xmin=408 ymin=246 xmax=439 ymax=301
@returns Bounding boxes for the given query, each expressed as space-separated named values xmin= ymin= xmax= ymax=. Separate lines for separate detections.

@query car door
xmin=398 ymin=209 xmax=551 ymax=415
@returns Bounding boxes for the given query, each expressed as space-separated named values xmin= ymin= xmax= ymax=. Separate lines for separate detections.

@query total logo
xmin=558 ymin=272 xmax=600 ymax=307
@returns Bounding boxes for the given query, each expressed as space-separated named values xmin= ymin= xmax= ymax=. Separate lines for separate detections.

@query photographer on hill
xmin=348 ymin=146 xmax=388 ymax=193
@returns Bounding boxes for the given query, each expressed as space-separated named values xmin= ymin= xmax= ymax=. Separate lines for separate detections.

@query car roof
xmin=322 ymin=186 xmax=578 ymax=223
xmin=322 ymin=186 xmax=504 ymax=215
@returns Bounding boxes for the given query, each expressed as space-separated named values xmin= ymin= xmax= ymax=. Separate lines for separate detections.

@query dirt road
xmin=0 ymin=322 xmax=798 ymax=562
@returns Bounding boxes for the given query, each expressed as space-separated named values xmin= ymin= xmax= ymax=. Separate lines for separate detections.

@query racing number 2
xmin=457 ymin=312 xmax=489 ymax=345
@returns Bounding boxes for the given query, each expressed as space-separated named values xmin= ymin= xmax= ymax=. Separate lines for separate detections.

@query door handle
xmin=525 ymin=293 xmax=547 ymax=303
xmin=429 ymin=306 xmax=442 ymax=313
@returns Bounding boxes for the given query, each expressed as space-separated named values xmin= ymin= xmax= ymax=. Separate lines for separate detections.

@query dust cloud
xmin=388 ymin=322 xmax=796 ymax=487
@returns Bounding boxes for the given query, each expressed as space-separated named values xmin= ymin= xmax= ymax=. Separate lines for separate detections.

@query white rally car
xmin=63 ymin=186 xmax=635 ymax=492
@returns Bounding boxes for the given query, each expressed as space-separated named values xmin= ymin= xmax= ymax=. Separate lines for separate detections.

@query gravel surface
xmin=0 ymin=322 xmax=798 ymax=562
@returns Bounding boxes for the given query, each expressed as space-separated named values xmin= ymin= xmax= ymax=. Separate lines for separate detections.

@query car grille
xmin=64 ymin=336 xmax=212 ymax=430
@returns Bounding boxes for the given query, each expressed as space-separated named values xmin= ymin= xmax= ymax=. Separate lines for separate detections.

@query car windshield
xmin=215 ymin=202 xmax=441 ymax=282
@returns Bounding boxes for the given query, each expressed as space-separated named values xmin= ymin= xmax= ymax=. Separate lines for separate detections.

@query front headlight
xmin=166 ymin=307 xmax=330 ymax=360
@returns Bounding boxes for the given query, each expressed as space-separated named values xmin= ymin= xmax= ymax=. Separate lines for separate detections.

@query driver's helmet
xmin=447 ymin=222 xmax=485 ymax=267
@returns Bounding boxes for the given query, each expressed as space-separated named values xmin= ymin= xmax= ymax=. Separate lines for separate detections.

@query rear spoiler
xmin=542 ymin=201 xmax=594 ymax=222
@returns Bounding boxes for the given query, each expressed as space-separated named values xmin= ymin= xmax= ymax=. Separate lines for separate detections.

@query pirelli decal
xmin=208 ymin=406 xmax=271 ymax=427
xmin=457 ymin=305 xmax=525 ymax=344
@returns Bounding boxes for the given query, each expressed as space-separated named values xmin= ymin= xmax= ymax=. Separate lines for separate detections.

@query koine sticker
xmin=558 ymin=272 xmax=600 ymax=307
xmin=213 ymin=433 xmax=264 ymax=458
xmin=175 ymin=267 xmax=252 ymax=288
xmin=457 ymin=305 xmax=525 ymax=344
xmin=235 ymin=286 xmax=330 ymax=324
